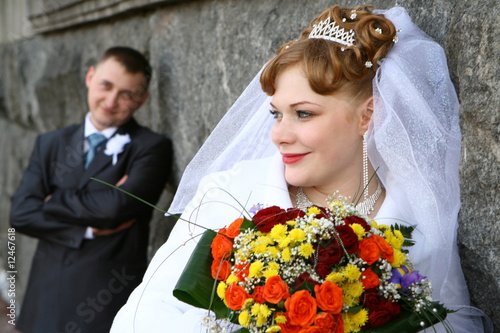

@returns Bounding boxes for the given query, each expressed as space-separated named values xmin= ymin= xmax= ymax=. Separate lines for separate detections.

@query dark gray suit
xmin=10 ymin=117 xmax=172 ymax=332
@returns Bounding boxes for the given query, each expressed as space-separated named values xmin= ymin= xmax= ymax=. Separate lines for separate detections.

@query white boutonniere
xmin=104 ymin=133 xmax=131 ymax=165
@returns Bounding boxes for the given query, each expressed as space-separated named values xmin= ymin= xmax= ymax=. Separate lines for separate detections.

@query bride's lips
xmin=281 ymin=153 xmax=309 ymax=164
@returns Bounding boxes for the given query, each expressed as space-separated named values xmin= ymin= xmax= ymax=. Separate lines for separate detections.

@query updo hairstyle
xmin=260 ymin=5 xmax=396 ymax=101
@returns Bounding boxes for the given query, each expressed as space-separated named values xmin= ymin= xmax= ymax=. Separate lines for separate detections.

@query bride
xmin=111 ymin=5 xmax=491 ymax=333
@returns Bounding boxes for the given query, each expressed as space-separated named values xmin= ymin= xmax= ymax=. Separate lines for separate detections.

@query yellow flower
xmin=266 ymin=325 xmax=282 ymax=333
xmin=251 ymin=303 xmax=261 ymax=316
xmin=342 ymin=313 xmax=362 ymax=332
xmin=391 ymin=249 xmax=406 ymax=267
xmin=326 ymin=271 xmax=345 ymax=284
xmin=278 ymin=237 xmax=291 ymax=249
xmin=243 ymin=298 xmax=254 ymax=309
xmin=286 ymin=220 xmax=297 ymax=227
xmin=351 ymin=308 xmax=368 ymax=326
xmin=267 ymin=246 xmax=279 ymax=259
xmin=226 ymin=274 xmax=239 ymax=285
xmin=259 ymin=303 xmax=272 ymax=318
xmin=238 ymin=311 xmax=251 ymax=328
xmin=275 ymin=314 xmax=287 ymax=324
xmin=216 ymin=281 xmax=227 ymax=300
xmin=348 ymin=282 xmax=364 ymax=298
xmin=394 ymin=229 xmax=405 ymax=243
xmin=299 ymin=243 xmax=314 ymax=258
xmin=256 ymin=313 xmax=266 ymax=326
xmin=249 ymin=261 xmax=263 ymax=278
xmin=307 ymin=206 xmax=321 ymax=216
xmin=344 ymin=264 xmax=361 ymax=282
xmin=349 ymin=223 xmax=366 ymax=240
xmin=254 ymin=242 xmax=268 ymax=255
xmin=270 ymin=224 xmax=287 ymax=240
xmin=376 ymin=224 xmax=390 ymax=232
xmin=290 ymin=228 xmax=306 ymax=242
xmin=385 ymin=230 xmax=403 ymax=250
xmin=281 ymin=247 xmax=292 ymax=262
xmin=264 ymin=267 xmax=279 ymax=279
xmin=369 ymin=219 xmax=377 ymax=228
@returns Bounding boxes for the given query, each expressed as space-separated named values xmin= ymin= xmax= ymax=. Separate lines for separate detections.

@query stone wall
xmin=0 ymin=0 xmax=498 ymax=330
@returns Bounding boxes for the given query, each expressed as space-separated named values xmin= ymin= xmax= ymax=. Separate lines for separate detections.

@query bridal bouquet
xmin=173 ymin=197 xmax=449 ymax=333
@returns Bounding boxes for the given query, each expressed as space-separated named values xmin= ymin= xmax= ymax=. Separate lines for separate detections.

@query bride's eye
xmin=269 ymin=110 xmax=282 ymax=119
xmin=297 ymin=110 xmax=313 ymax=119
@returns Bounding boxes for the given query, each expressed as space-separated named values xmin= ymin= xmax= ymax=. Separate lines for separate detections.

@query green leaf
xmin=173 ymin=230 xmax=232 ymax=320
xmin=359 ymin=302 xmax=450 ymax=333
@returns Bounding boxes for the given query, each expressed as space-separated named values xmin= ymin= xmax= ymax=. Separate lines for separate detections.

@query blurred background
xmin=0 ymin=0 xmax=498 ymax=331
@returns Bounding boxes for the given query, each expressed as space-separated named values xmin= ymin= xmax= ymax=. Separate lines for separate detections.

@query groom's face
xmin=85 ymin=57 xmax=149 ymax=131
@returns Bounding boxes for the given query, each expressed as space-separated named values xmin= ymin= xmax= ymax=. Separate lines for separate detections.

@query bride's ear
xmin=358 ymin=96 xmax=374 ymax=135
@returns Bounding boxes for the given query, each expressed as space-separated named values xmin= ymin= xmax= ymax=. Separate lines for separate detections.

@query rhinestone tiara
xmin=309 ymin=17 xmax=356 ymax=47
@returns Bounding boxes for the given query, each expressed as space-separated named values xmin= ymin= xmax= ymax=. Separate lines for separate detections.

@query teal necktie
xmin=85 ymin=133 xmax=106 ymax=169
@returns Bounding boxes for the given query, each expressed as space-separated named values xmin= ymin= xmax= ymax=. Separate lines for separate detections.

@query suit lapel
xmin=77 ymin=118 xmax=139 ymax=189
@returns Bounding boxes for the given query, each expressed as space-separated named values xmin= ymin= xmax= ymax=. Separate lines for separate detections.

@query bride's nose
xmin=271 ymin=119 xmax=296 ymax=146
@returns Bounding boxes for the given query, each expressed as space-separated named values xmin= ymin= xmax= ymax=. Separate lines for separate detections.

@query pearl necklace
xmin=295 ymin=178 xmax=382 ymax=216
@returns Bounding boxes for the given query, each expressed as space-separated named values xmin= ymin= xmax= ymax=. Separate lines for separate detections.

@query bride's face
xmin=270 ymin=64 xmax=366 ymax=190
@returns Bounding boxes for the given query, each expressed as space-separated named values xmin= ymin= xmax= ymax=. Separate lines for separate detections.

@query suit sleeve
xmin=42 ymin=135 xmax=172 ymax=229
xmin=10 ymin=136 xmax=87 ymax=249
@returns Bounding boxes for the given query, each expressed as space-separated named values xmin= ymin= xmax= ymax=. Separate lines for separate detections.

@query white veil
xmin=168 ymin=7 xmax=492 ymax=331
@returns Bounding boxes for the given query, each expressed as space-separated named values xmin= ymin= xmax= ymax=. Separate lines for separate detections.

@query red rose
xmin=335 ymin=225 xmax=359 ymax=254
xmin=253 ymin=206 xmax=288 ymax=232
xmin=362 ymin=289 xmax=400 ymax=328
xmin=344 ymin=215 xmax=370 ymax=232
xmin=292 ymin=272 xmax=319 ymax=289
xmin=310 ymin=206 xmax=330 ymax=219
xmin=315 ymin=243 xmax=343 ymax=277
xmin=286 ymin=207 xmax=306 ymax=220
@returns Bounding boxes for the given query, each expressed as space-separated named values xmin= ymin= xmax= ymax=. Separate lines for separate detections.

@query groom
xmin=9 ymin=46 xmax=172 ymax=332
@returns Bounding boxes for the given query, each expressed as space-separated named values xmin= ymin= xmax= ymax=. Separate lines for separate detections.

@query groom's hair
xmin=98 ymin=46 xmax=152 ymax=90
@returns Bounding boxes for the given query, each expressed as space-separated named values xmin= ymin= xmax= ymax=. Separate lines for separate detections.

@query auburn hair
xmin=260 ymin=5 xmax=396 ymax=100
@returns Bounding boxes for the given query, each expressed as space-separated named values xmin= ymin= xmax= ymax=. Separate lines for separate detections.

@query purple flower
xmin=388 ymin=266 xmax=410 ymax=286
xmin=249 ymin=203 xmax=265 ymax=216
xmin=401 ymin=271 xmax=426 ymax=289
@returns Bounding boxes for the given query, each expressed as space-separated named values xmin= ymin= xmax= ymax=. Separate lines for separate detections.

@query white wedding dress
xmin=111 ymin=154 xmax=485 ymax=332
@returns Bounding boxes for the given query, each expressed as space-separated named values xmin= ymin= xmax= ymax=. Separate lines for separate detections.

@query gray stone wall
xmin=0 ymin=0 xmax=498 ymax=330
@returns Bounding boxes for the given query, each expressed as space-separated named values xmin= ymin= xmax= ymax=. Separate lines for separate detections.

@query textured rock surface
xmin=0 ymin=0 xmax=497 ymax=329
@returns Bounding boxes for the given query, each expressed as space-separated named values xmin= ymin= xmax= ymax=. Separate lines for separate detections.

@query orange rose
xmin=276 ymin=312 xmax=302 ymax=333
xmin=314 ymin=281 xmax=343 ymax=314
xmin=264 ymin=275 xmax=290 ymax=304
xmin=225 ymin=218 xmax=244 ymax=238
xmin=298 ymin=327 xmax=330 ymax=333
xmin=361 ymin=267 xmax=380 ymax=289
xmin=314 ymin=313 xmax=343 ymax=333
xmin=225 ymin=282 xmax=250 ymax=310
xmin=285 ymin=290 xmax=317 ymax=327
xmin=211 ymin=258 xmax=231 ymax=281
xmin=371 ymin=234 xmax=394 ymax=262
xmin=314 ymin=313 xmax=334 ymax=328
xmin=253 ymin=286 xmax=266 ymax=304
xmin=234 ymin=261 xmax=250 ymax=281
xmin=211 ymin=233 xmax=233 ymax=260
xmin=358 ymin=237 xmax=381 ymax=265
